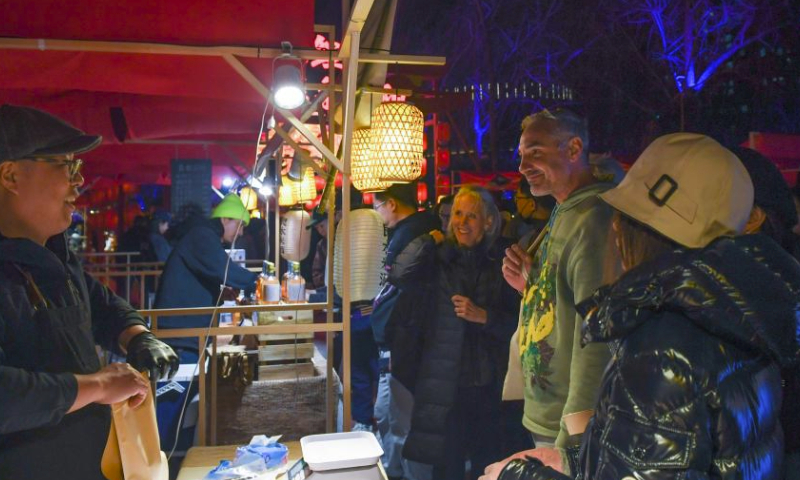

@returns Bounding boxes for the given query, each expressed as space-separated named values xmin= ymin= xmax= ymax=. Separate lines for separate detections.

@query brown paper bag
xmin=101 ymin=372 xmax=169 ymax=480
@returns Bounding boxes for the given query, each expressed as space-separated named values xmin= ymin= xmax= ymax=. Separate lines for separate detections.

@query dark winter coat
xmin=371 ymin=211 xmax=440 ymax=390
xmin=500 ymin=235 xmax=800 ymax=480
xmin=0 ymin=233 xmax=147 ymax=480
xmin=402 ymin=236 xmax=520 ymax=465
xmin=154 ymin=219 xmax=257 ymax=353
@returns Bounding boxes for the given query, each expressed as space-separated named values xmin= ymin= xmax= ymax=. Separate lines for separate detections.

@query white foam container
xmin=300 ymin=431 xmax=384 ymax=471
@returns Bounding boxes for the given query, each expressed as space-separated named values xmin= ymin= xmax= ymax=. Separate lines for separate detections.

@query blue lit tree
xmin=611 ymin=0 xmax=795 ymax=129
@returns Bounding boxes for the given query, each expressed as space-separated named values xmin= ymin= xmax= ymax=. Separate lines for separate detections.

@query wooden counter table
xmin=176 ymin=441 xmax=301 ymax=480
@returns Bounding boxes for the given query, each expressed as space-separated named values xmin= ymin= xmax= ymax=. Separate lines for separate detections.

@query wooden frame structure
xmin=6 ymin=0 xmax=445 ymax=444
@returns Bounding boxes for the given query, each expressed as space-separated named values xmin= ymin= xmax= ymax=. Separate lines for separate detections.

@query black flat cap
xmin=0 ymin=104 xmax=102 ymax=160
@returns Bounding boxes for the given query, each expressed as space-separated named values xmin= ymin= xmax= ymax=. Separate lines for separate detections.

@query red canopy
xmin=0 ymin=0 xmax=316 ymax=184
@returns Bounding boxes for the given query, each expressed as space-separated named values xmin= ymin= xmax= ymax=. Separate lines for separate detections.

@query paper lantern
xmin=314 ymin=175 xmax=326 ymax=191
xmin=239 ymin=187 xmax=258 ymax=211
xmin=352 ymin=127 xmax=391 ymax=192
xmin=417 ymin=182 xmax=428 ymax=204
xmin=369 ymin=101 xmax=425 ymax=183
xmin=295 ymin=167 xmax=317 ymax=202
xmin=280 ymin=209 xmax=312 ymax=262
xmin=278 ymin=182 xmax=297 ymax=206
xmin=333 ymin=209 xmax=387 ymax=302
xmin=277 ymin=168 xmax=316 ymax=206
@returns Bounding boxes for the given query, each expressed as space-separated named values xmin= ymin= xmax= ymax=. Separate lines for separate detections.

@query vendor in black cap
xmin=0 ymin=104 xmax=178 ymax=480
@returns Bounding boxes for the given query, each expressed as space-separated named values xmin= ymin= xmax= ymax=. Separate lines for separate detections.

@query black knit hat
xmin=730 ymin=146 xmax=797 ymax=230
xmin=0 ymin=104 xmax=102 ymax=160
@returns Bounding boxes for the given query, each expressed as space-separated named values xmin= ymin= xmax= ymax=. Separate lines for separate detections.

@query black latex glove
xmin=126 ymin=331 xmax=179 ymax=381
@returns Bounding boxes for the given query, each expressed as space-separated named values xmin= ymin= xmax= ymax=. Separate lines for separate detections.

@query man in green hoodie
xmin=489 ymin=109 xmax=617 ymax=478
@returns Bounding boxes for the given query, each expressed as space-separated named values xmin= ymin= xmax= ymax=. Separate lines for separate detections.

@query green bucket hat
xmin=211 ymin=194 xmax=251 ymax=226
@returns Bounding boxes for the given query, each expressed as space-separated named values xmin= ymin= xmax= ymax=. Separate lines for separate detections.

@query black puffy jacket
xmin=501 ymin=235 xmax=800 ymax=480
xmin=402 ymin=236 xmax=520 ymax=465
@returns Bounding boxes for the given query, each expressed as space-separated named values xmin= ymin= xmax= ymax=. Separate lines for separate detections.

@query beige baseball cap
xmin=599 ymin=133 xmax=753 ymax=248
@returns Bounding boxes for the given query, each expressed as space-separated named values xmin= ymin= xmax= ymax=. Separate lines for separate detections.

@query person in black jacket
xmin=489 ymin=134 xmax=799 ymax=480
xmin=0 ymin=104 xmax=178 ymax=480
xmin=154 ymin=194 xmax=258 ymax=363
xmin=401 ymin=185 xmax=520 ymax=480
xmin=371 ymin=182 xmax=440 ymax=480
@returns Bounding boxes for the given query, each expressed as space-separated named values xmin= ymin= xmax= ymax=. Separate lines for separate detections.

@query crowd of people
xmin=367 ymin=108 xmax=800 ymax=480
xmin=2 ymin=103 xmax=799 ymax=480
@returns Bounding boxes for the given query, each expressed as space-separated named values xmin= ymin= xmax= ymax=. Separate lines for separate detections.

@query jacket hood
xmin=558 ymin=181 xmax=614 ymax=213
xmin=579 ymin=234 xmax=800 ymax=367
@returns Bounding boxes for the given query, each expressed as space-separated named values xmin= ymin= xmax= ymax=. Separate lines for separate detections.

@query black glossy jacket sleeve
xmin=499 ymin=458 xmax=572 ymax=480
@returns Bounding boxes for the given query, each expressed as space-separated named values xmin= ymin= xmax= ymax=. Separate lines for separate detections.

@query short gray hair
xmin=448 ymin=185 xmax=501 ymax=247
xmin=521 ymin=108 xmax=589 ymax=159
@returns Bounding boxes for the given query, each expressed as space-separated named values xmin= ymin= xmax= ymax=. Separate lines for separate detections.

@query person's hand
xmin=503 ymin=244 xmax=533 ymax=293
xmin=72 ymin=363 xmax=150 ymax=412
xmin=430 ymin=230 xmax=445 ymax=245
xmin=452 ymin=295 xmax=487 ymax=324
xmin=126 ymin=331 xmax=179 ymax=381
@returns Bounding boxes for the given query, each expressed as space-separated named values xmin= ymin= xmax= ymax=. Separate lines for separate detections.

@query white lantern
xmin=333 ymin=209 xmax=387 ymax=302
xmin=352 ymin=127 xmax=391 ymax=192
xmin=369 ymin=101 xmax=425 ymax=183
xmin=280 ymin=209 xmax=312 ymax=262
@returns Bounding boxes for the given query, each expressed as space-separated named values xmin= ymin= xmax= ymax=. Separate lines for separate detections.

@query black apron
xmin=0 ymin=268 xmax=111 ymax=480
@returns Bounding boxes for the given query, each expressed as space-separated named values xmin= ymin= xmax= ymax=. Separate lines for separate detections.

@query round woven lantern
xmin=369 ymin=101 xmax=425 ymax=183
xmin=352 ymin=127 xmax=391 ymax=192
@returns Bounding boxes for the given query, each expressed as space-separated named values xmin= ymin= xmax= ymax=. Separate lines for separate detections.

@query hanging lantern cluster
xmin=369 ymin=101 xmax=425 ymax=183
xmin=278 ymin=167 xmax=317 ymax=206
xmin=352 ymin=127 xmax=391 ymax=192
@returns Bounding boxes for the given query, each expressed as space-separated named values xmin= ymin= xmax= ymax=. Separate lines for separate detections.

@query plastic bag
xmin=202 ymin=435 xmax=289 ymax=480
xmin=235 ymin=435 xmax=289 ymax=470
xmin=202 ymin=458 xmax=272 ymax=480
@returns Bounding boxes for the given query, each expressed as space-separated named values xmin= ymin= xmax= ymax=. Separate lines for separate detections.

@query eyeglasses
xmin=19 ymin=157 xmax=83 ymax=179
xmin=373 ymin=200 xmax=387 ymax=210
